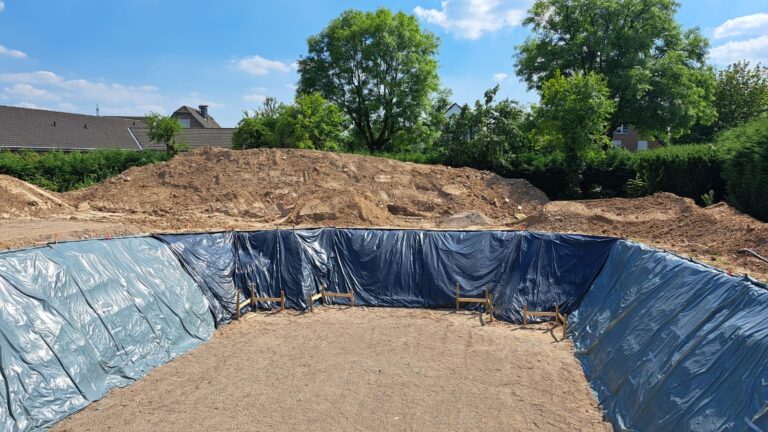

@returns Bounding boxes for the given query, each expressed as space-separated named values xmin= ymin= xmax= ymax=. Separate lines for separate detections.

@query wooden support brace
xmin=455 ymin=284 xmax=494 ymax=322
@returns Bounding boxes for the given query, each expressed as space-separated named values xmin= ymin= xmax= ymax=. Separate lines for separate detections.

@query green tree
xmin=232 ymin=97 xmax=285 ymax=149
xmin=678 ymin=61 xmax=768 ymax=143
xmin=439 ymin=85 xmax=530 ymax=171
xmin=533 ymin=71 xmax=615 ymax=196
xmin=515 ymin=0 xmax=715 ymax=140
xmin=298 ymin=8 xmax=440 ymax=152
xmin=714 ymin=61 xmax=768 ymax=131
xmin=274 ymin=93 xmax=345 ymax=151
xmin=145 ymin=113 xmax=187 ymax=156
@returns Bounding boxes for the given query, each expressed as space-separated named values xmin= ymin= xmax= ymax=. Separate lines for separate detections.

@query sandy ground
xmin=54 ymin=308 xmax=610 ymax=432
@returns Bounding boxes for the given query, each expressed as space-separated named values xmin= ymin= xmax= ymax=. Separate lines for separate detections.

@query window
xmin=179 ymin=118 xmax=191 ymax=128
xmin=637 ymin=140 xmax=648 ymax=151
xmin=612 ymin=140 xmax=623 ymax=148
xmin=615 ymin=124 xmax=630 ymax=135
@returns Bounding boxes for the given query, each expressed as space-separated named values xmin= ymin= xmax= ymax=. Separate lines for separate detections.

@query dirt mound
xmin=526 ymin=192 xmax=768 ymax=280
xmin=66 ymin=147 xmax=549 ymax=229
xmin=0 ymin=175 xmax=72 ymax=218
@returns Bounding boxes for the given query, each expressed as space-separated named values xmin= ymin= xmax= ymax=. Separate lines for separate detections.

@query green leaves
xmin=516 ymin=0 xmax=715 ymax=139
xmin=298 ymin=8 xmax=440 ymax=152
xmin=534 ymin=71 xmax=615 ymax=195
xmin=145 ymin=113 xmax=186 ymax=156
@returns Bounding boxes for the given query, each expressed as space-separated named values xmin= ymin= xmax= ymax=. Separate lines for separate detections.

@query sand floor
xmin=54 ymin=308 xmax=610 ymax=432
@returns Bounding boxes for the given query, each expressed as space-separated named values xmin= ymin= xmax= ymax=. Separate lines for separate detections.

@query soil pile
xmin=66 ymin=147 xmax=549 ymax=229
xmin=527 ymin=192 xmax=768 ymax=279
xmin=0 ymin=175 xmax=72 ymax=218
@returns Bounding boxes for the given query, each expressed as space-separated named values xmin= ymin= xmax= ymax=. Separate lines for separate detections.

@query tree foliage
xmin=516 ymin=0 xmax=715 ymax=139
xmin=232 ymin=97 xmax=284 ymax=149
xmin=714 ymin=61 xmax=768 ymax=132
xmin=439 ymin=85 xmax=530 ymax=171
xmin=144 ymin=113 xmax=188 ymax=156
xmin=533 ymin=71 xmax=615 ymax=195
xmin=298 ymin=8 xmax=440 ymax=152
xmin=275 ymin=93 xmax=345 ymax=151
xmin=717 ymin=116 xmax=768 ymax=221
xmin=233 ymin=94 xmax=345 ymax=151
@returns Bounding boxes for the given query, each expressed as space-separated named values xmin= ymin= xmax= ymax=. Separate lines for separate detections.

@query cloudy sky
xmin=0 ymin=0 xmax=766 ymax=126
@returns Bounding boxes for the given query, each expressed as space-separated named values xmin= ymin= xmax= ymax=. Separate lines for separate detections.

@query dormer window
xmin=179 ymin=118 xmax=191 ymax=128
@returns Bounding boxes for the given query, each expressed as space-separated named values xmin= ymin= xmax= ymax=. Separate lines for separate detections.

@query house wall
xmin=611 ymin=127 xmax=661 ymax=151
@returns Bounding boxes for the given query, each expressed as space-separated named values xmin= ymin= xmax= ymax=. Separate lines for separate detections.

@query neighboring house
xmin=444 ymin=102 xmax=462 ymax=119
xmin=0 ymin=104 xmax=235 ymax=151
xmin=611 ymin=124 xmax=660 ymax=152
xmin=171 ymin=105 xmax=221 ymax=129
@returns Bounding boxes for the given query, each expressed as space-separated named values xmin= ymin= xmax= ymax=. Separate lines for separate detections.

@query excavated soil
xmin=53 ymin=308 xmax=611 ymax=432
xmin=0 ymin=147 xmax=765 ymax=280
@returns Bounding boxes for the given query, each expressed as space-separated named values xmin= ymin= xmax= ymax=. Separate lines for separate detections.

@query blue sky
xmin=0 ymin=0 xmax=766 ymax=127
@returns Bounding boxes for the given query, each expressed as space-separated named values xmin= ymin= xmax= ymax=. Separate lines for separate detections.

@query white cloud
xmin=57 ymin=102 xmax=78 ymax=111
xmin=710 ymin=35 xmax=768 ymax=65
xmin=237 ymin=55 xmax=290 ymax=75
xmin=16 ymin=102 xmax=47 ymax=110
xmin=0 ymin=70 xmax=165 ymax=115
xmin=0 ymin=1 xmax=5 ymax=13
xmin=414 ymin=0 xmax=531 ymax=39
xmin=0 ymin=71 xmax=63 ymax=85
xmin=0 ymin=44 xmax=26 ymax=59
xmin=3 ymin=83 xmax=60 ymax=100
xmin=714 ymin=13 xmax=768 ymax=40
xmin=493 ymin=72 xmax=509 ymax=82
xmin=244 ymin=93 xmax=267 ymax=103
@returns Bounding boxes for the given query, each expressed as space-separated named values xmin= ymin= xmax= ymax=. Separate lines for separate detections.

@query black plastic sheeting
xmin=2 ymin=229 xmax=768 ymax=431
xmin=0 ymin=237 xmax=215 ymax=431
xmin=161 ymin=229 xmax=616 ymax=323
xmin=570 ymin=240 xmax=768 ymax=431
xmin=157 ymin=232 xmax=237 ymax=326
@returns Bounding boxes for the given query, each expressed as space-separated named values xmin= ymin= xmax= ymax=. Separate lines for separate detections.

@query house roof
xmin=173 ymin=106 xmax=221 ymax=128
xmin=130 ymin=128 xmax=235 ymax=150
xmin=0 ymin=105 xmax=142 ymax=151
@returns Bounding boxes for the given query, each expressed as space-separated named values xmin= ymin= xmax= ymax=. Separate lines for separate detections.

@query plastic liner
xmin=0 ymin=237 xmax=215 ymax=431
xmin=157 ymin=232 xmax=236 ymax=326
xmin=226 ymin=229 xmax=617 ymax=320
xmin=570 ymin=240 xmax=768 ymax=431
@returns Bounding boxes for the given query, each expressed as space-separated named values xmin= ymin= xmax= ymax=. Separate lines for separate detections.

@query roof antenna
xmin=96 ymin=104 xmax=100 ymax=116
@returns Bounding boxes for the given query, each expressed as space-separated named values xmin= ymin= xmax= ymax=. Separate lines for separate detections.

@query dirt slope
xmin=526 ymin=193 xmax=768 ymax=280
xmin=0 ymin=147 xmax=765 ymax=280
xmin=65 ymin=147 xmax=548 ymax=229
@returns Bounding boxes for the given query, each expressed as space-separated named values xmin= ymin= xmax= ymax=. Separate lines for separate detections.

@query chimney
xmin=199 ymin=105 xmax=209 ymax=119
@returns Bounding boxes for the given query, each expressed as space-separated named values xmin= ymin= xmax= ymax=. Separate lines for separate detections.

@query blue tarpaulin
xmin=0 ymin=229 xmax=766 ymax=431
xmin=0 ymin=237 xmax=215 ymax=431
xmin=570 ymin=240 xmax=768 ymax=431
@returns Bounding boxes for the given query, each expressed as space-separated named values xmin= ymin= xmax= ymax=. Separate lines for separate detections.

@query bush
xmin=0 ymin=150 xmax=168 ymax=192
xmin=718 ymin=117 xmax=768 ymax=221
xmin=632 ymin=144 xmax=723 ymax=204
xmin=582 ymin=149 xmax=636 ymax=198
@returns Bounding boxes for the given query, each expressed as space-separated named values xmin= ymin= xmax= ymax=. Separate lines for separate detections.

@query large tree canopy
xmin=298 ymin=8 xmax=440 ymax=152
xmin=515 ymin=0 xmax=715 ymax=140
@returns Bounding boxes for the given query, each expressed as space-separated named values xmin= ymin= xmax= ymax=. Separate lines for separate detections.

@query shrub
xmin=718 ymin=116 xmax=768 ymax=221
xmin=0 ymin=149 xmax=168 ymax=192
xmin=582 ymin=149 xmax=636 ymax=198
xmin=632 ymin=144 xmax=723 ymax=205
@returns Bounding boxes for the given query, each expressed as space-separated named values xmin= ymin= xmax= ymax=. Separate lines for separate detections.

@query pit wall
xmin=0 ymin=229 xmax=765 ymax=431
xmin=570 ymin=240 xmax=768 ymax=431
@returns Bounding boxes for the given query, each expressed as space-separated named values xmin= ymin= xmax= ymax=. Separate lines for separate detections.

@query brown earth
xmin=53 ymin=308 xmax=611 ymax=432
xmin=0 ymin=147 xmax=765 ymax=280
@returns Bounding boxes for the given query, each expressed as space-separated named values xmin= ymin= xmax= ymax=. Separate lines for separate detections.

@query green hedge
xmin=0 ymin=150 xmax=168 ymax=192
xmin=717 ymin=117 xmax=768 ymax=221
xmin=632 ymin=144 xmax=724 ymax=205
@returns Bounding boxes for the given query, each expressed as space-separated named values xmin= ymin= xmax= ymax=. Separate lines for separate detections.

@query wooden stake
xmin=455 ymin=282 xmax=460 ymax=312
xmin=236 ymin=289 xmax=241 ymax=320
xmin=523 ymin=304 xmax=528 ymax=326
xmin=280 ymin=290 xmax=285 ymax=312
